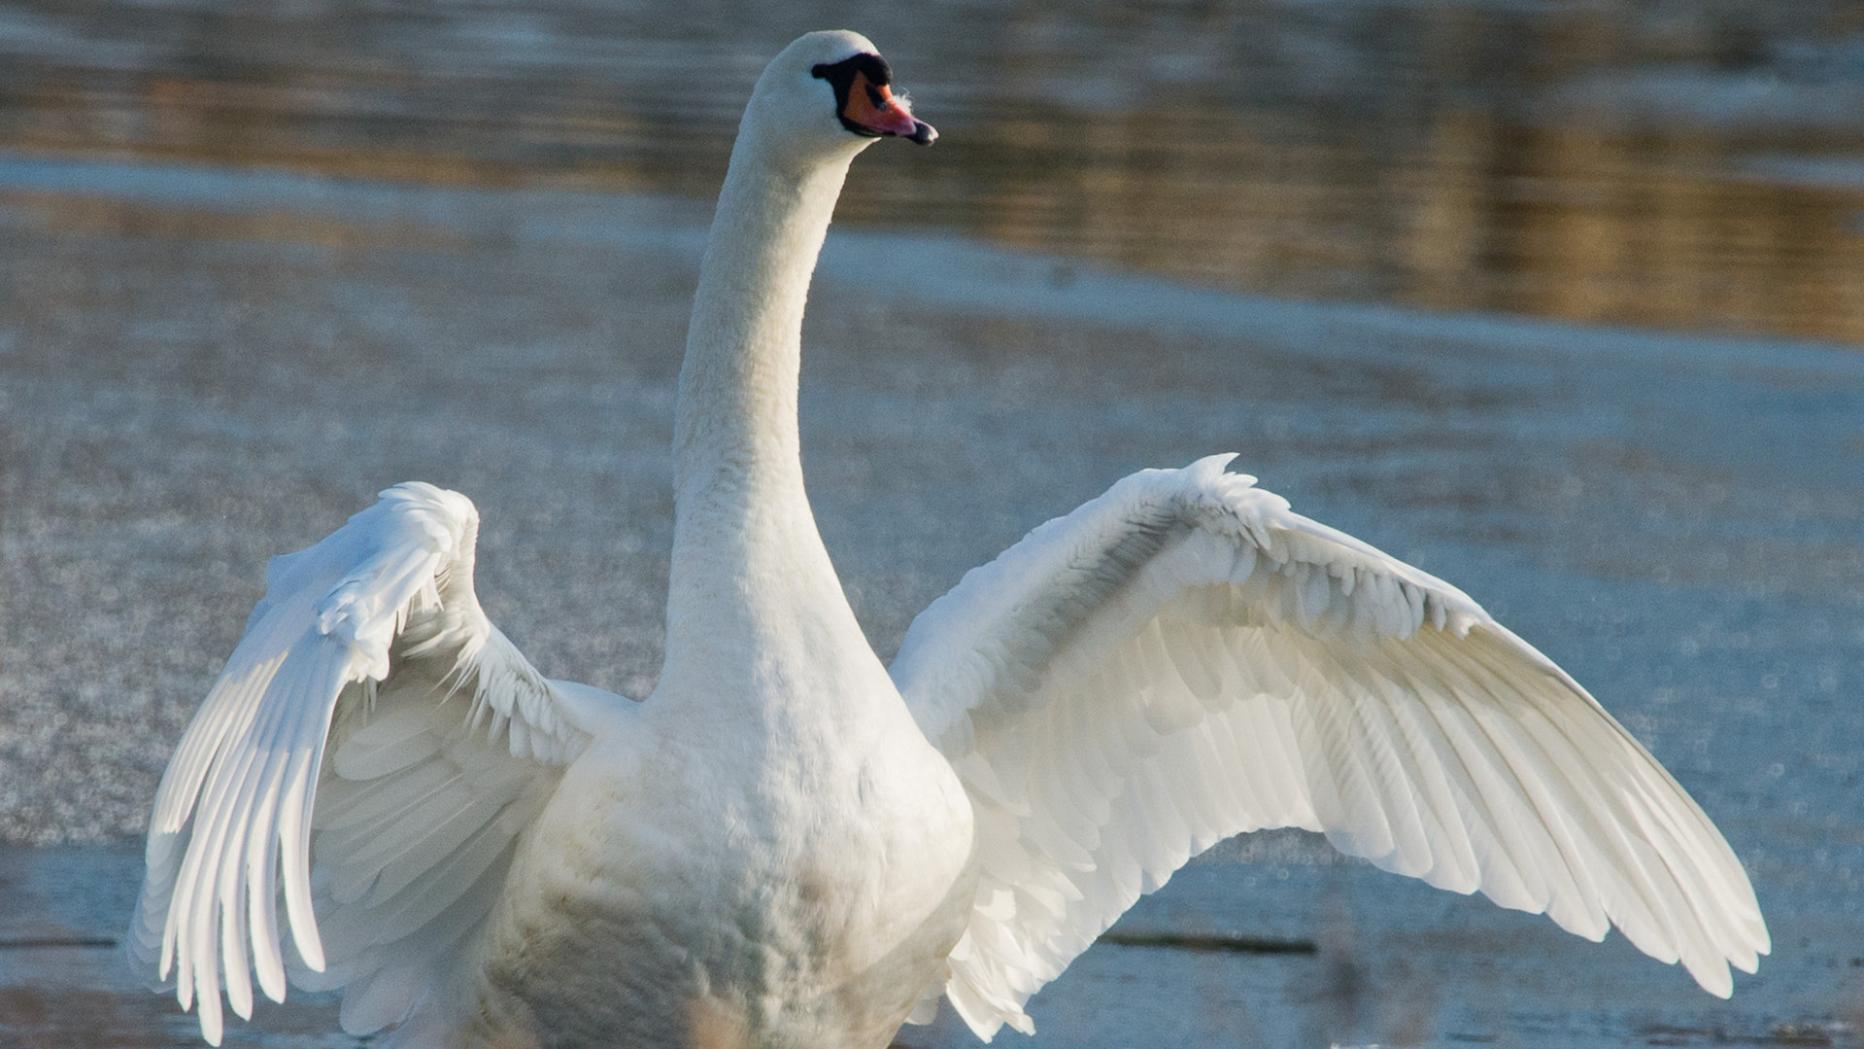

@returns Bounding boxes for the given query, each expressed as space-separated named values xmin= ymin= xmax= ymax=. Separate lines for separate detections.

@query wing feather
xmin=128 ymin=483 xmax=611 ymax=1045
xmin=892 ymin=455 xmax=1767 ymax=1039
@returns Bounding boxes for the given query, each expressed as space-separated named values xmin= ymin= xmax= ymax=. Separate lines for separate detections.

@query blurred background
xmin=4 ymin=0 xmax=1864 ymax=337
xmin=1 ymin=2 xmax=1861 ymax=1047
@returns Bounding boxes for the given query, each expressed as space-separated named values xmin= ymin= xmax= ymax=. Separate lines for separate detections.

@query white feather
xmin=891 ymin=457 xmax=1769 ymax=1040
xmin=127 ymin=484 xmax=600 ymax=1044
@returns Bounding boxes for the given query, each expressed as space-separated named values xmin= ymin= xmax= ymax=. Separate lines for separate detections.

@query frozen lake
xmin=0 ymin=151 xmax=1859 ymax=1047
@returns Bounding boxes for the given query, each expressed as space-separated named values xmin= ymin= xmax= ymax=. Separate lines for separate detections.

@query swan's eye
xmin=809 ymin=52 xmax=935 ymax=145
xmin=811 ymin=52 xmax=892 ymax=138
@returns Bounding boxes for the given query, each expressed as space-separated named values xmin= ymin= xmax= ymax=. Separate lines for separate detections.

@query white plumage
xmin=129 ymin=29 xmax=1766 ymax=1049
xmin=128 ymin=484 xmax=613 ymax=1045
xmin=892 ymin=454 xmax=1766 ymax=1036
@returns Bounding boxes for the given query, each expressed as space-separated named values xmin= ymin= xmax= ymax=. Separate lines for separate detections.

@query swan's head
xmin=745 ymin=31 xmax=936 ymax=164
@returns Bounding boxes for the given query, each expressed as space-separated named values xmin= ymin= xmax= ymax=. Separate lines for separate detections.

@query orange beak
xmin=843 ymin=71 xmax=937 ymax=145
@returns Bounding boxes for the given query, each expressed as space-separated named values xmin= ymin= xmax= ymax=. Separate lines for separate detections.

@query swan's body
xmin=129 ymin=30 xmax=1767 ymax=1049
xmin=471 ymin=674 xmax=974 ymax=1049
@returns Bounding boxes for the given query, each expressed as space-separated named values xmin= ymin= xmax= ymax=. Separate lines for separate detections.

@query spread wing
xmin=126 ymin=483 xmax=621 ymax=1045
xmin=891 ymin=455 xmax=1768 ymax=1039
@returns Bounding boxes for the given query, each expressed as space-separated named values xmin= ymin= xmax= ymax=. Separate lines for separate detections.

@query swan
xmin=127 ymin=29 xmax=1768 ymax=1049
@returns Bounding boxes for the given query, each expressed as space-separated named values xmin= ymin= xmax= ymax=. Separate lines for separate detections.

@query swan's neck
xmin=662 ymin=129 xmax=869 ymax=696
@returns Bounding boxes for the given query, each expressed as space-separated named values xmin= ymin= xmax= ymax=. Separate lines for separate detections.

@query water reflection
xmin=0 ymin=0 xmax=1860 ymax=341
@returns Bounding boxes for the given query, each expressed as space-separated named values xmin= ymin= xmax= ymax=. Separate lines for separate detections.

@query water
xmin=0 ymin=0 xmax=1860 ymax=340
xmin=0 ymin=153 xmax=1859 ymax=1047
xmin=1 ymin=2 xmax=1862 ymax=1047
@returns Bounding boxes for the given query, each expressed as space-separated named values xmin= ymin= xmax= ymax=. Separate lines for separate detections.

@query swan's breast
xmin=466 ymin=708 xmax=977 ymax=1049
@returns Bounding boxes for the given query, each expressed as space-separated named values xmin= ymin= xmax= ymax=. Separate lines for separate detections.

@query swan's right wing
xmin=892 ymin=456 xmax=1766 ymax=1039
xmin=127 ymin=483 xmax=619 ymax=1046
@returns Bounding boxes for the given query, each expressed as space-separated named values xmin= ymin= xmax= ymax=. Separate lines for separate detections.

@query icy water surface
xmin=0 ymin=155 xmax=1859 ymax=1047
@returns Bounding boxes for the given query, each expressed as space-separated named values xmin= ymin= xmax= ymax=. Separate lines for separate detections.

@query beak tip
xmin=909 ymin=119 xmax=938 ymax=146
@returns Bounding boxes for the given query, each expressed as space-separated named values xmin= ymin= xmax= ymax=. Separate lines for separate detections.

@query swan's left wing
xmin=891 ymin=455 xmax=1767 ymax=1040
xmin=126 ymin=483 xmax=615 ymax=1046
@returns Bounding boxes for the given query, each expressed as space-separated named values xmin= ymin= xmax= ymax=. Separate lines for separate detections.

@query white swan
xmin=128 ymin=29 xmax=1768 ymax=1049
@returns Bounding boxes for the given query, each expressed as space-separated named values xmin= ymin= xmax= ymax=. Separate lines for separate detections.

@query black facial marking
xmin=810 ymin=52 xmax=894 ymax=138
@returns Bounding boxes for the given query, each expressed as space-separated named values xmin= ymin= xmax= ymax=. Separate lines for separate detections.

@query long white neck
xmin=661 ymin=121 xmax=868 ymax=696
xmin=673 ymin=126 xmax=850 ymax=506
